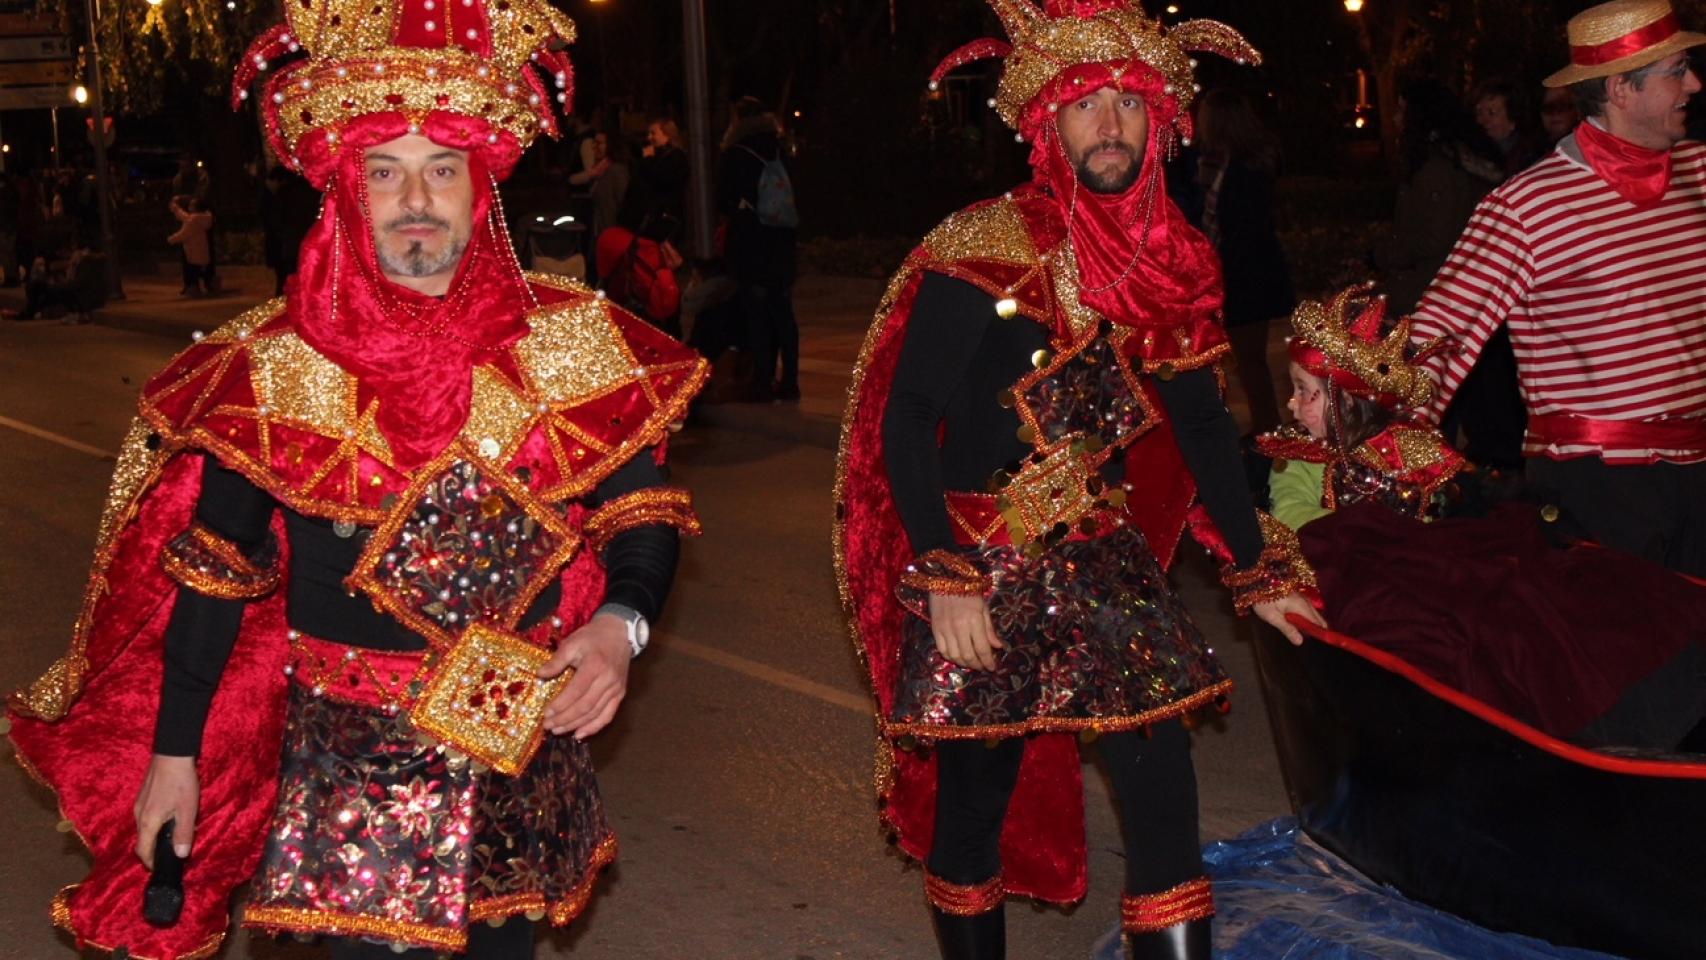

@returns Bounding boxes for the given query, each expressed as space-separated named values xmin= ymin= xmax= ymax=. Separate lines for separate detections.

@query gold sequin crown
xmin=929 ymin=0 xmax=1259 ymax=135
xmin=1288 ymin=284 xmax=1449 ymax=411
xmin=233 ymin=0 xmax=577 ymax=166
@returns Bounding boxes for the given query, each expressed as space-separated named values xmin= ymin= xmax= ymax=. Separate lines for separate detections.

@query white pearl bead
xmin=424 ymin=20 xmax=435 ymax=31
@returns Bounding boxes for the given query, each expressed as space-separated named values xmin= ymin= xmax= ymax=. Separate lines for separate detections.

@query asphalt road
xmin=0 ymin=316 xmax=1290 ymax=959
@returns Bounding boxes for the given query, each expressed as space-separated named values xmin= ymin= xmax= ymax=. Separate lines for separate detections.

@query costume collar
xmin=288 ymin=138 xmax=535 ymax=471
xmin=1034 ymin=82 xmax=1223 ymax=353
xmin=1575 ymin=117 xmax=1673 ymax=206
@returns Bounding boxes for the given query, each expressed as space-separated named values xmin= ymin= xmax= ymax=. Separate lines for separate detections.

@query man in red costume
xmin=834 ymin=3 xmax=1322 ymax=959
xmin=7 ymin=3 xmax=706 ymax=958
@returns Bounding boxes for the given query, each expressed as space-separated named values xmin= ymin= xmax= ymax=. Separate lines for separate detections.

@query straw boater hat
xmin=1544 ymin=0 xmax=1706 ymax=87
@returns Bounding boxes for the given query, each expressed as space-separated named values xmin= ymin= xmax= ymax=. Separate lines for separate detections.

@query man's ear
xmin=1606 ymin=73 xmax=1635 ymax=111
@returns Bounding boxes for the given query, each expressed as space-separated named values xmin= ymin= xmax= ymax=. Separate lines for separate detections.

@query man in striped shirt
xmin=1410 ymin=0 xmax=1706 ymax=577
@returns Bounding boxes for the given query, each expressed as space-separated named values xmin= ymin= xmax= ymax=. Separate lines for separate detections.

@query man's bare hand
xmin=928 ymin=593 xmax=1004 ymax=671
xmin=133 ymin=755 xmax=198 ymax=869
xmin=539 ymin=614 xmax=632 ymax=740
xmin=1253 ymin=593 xmax=1326 ymax=646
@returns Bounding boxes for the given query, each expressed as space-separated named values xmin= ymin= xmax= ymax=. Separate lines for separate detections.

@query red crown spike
xmin=929 ymin=39 xmax=1014 ymax=89
xmin=1348 ymin=296 xmax=1387 ymax=343
xmin=231 ymin=23 xmax=294 ymax=109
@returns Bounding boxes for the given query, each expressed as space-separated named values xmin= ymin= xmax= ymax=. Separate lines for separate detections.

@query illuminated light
xmin=1354 ymin=116 xmax=1367 ymax=128
xmin=792 ymin=109 xmax=802 ymax=118
xmin=1 ymin=144 xmax=8 ymax=154
xmin=1165 ymin=3 xmax=1179 ymax=12
xmin=1344 ymin=0 xmax=1364 ymax=10
xmin=535 ymin=215 xmax=546 ymax=222
xmin=552 ymin=215 xmax=575 ymax=226
xmin=146 ymin=0 xmax=163 ymax=5
xmin=73 ymin=85 xmax=88 ymax=104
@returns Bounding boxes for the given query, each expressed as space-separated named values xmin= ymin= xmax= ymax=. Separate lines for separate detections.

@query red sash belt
xmin=286 ymin=631 xmax=423 ymax=710
xmin=1528 ymin=414 xmax=1706 ymax=455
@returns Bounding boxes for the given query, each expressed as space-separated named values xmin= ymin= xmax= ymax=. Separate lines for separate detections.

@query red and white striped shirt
xmin=1409 ymin=134 xmax=1706 ymax=464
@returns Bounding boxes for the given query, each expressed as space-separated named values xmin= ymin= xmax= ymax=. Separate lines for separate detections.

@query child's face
xmin=1287 ymin=362 xmax=1328 ymax=439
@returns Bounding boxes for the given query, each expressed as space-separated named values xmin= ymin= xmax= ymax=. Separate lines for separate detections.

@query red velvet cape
xmin=834 ymin=188 xmax=1229 ymax=905
xmin=8 ymin=277 xmax=707 ymax=960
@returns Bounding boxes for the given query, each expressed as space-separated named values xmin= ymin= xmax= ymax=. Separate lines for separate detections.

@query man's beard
xmin=1072 ymin=140 xmax=1144 ymax=194
xmin=378 ymin=214 xmax=468 ymax=278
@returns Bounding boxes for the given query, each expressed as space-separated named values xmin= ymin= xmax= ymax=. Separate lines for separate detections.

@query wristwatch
xmin=595 ymin=603 xmax=650 ymax=658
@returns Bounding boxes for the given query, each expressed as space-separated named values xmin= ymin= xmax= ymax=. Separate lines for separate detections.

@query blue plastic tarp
xmin=1090 ymin=818 xmax=1626 ymax=960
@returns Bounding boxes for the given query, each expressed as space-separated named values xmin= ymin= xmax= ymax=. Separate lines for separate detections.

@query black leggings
xmin=926 ymin=720 xmax=1202 ymax=896
xmin=328 ymin=918 xmax=534 ymax=959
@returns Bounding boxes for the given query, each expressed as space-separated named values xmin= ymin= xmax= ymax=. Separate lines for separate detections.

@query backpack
xmin=740 ymin=145 xmax=799 ymax=229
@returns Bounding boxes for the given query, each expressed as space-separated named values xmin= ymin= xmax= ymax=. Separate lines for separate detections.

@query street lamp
xmin=72 ymin=85 xmax=88 ymax=104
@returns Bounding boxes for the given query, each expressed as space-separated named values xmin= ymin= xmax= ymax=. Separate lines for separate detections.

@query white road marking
xmin=0 ymin=415 xmax=116 ymax=461
xmin=0 ymin=408 xmax=876 ymax=719
xmin=666 ymin=635 xmax=870 ymax=716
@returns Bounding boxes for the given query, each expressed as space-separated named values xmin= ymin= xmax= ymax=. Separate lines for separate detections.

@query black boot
xmin=1125 ymin=917 xmax=1211 ymax=960
xmin=930 ymin=905 xmax=1005 ymax=960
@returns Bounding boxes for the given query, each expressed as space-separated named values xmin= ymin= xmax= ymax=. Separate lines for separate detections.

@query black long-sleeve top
xmin=882 ymin=271 xmax=1263 ymax=567
xmin=156 ymin=453 xmax=680 ymax=756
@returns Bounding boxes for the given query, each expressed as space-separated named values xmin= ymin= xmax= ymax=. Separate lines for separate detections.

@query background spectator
xmin=168 ymin=195 xmax=214 ymax=297
xmin=1539 ymin=85 xmax=1580 ymax=146
xmin=1471 ymin=78 xmax=1544 ymax=177
xmin=1196 ymin=88 xmax=1293 ymax=435
xmin=620 ymin=118 xmax=690 ymax=244
xmin=717 ymin=96 xmax=800 ymax=403
xmin=260 ymin=165 xmax=321 ymax=296
xmin=1375 ymin=78 xmax=1503 ymax=315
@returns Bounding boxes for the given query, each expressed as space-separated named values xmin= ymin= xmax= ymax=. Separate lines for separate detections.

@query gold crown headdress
xmin=928 ymin=0 xmax=1259 ymax=142
xmin=1288 ymin=284 xmax=1450 ymax=411
xmin=232 ymin=0 xmax=576 ymax=183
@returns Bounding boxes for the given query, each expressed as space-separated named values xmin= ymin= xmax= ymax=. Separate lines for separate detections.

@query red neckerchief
xmin=288 ymin=147 xmax=534 ymax=471
xmin=1576 ymin=119 xmax=1673 ymax=207
xmin=1035 ymin=120 xmax=1224 ymax=351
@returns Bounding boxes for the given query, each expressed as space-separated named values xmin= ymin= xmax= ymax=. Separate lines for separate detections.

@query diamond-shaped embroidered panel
xmin=370 ymin=461 xmax=566 ymax=633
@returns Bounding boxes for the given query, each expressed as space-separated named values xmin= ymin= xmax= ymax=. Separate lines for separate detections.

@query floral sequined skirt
xmin=241 ymin=683 xmax=616 ymax=953
xmin=889 ymin=526 xmax=1231 ymax=738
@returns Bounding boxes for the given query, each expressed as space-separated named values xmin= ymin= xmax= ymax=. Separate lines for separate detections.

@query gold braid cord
xmin=1121 ymin=876 xmax=1214 ymax=932
xmin=897 ymin=549 xmax=991 ymax=599
xmin=580 ymin=487 xmax=701 ymax=554
xmin=1221 ymin=512 xmax=1317 ymax=614
xmin=161 ymin=523 xmax=283 ymax=600
xmin=925 ymin=871 xmax=1006 ymax=916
